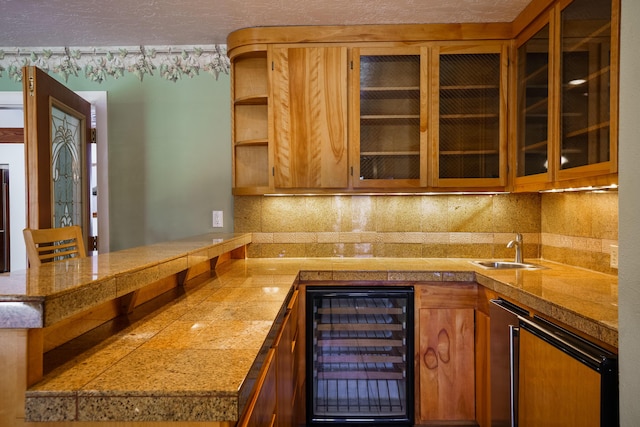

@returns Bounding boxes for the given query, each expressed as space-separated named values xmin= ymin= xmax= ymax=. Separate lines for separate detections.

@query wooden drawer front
xmin=417 ymin=282 xmax=477 ymax=309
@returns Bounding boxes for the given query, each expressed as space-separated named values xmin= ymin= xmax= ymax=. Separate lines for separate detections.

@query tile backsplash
xmin=234 ymin=191 xmax=618 ymax=274
xmin=541 ymin=191 xmax=618 ymax=274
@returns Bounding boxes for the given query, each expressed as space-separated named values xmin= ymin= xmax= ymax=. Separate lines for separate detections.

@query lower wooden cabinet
xmin=238 ymin=290 xmax=300 ymax=427
xmin=240 ymin=282 xmax=496 ymax=427
xmin=275 ymin=290 xmax=299 ymax=427
xmin=418 ymin=307 xmax=476 ymax=422
xmin=474 ymin=308 xmax=491 ymax=427
xmin=237 ymin=348 xmax=278 ymax=427
xmin=240 ymin=281 xmax=614 ymax=427
xmin=416 ymin=283 xmax=478 ymax=424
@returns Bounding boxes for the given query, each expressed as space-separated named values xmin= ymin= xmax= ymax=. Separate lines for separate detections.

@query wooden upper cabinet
xmin=430 ymin=43 xmax=509 ymax=189
xmin=512 ymin=0 xmax=619 ymax=192
xmin=350 ymin=44 xmax=508 ymax=191
xmin=271 ymin=46 xmax=348 ymax=189
xmin=556 ymin=0 xmax=618 ymax=182
xmin=228 ymin=9 xmax=618 ymax=194
xmin=351 ymin=47 xmax=428 ymax=189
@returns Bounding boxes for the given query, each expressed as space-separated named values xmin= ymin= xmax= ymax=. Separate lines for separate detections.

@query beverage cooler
xmin=306 ymin=286 xmax=414 ymax=425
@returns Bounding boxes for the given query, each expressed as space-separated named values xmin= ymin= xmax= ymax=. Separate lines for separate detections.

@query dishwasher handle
xmin=518 ymin=315 xmax=610 ymax=370
xmin=509 ymin=324 xmax=519 ymax=427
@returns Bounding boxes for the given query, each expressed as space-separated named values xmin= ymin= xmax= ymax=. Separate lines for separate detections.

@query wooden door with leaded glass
xmin=22 ymin=66 xmax=91 ymax=244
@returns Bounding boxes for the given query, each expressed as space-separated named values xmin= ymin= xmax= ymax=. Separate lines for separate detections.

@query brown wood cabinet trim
xmin=512 ymin=0 xmax=556 ymax=38
xmin=0 ymin=128 xmax=24 ymax=143
xmin=609 ymin=0 xmax=621 ymax=174
xmin=228 ymin=23 xmax=514 ymax=55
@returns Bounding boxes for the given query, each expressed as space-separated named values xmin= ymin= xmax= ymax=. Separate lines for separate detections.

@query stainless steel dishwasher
xmin=490 ymin=298 xmax=618 ymax=427
xmin=490 ymin=298 xmax=529 ymax=427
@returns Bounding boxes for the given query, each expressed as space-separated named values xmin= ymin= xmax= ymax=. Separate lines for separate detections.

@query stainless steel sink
xmin=471 ymin=260 xmax=546 ymax=270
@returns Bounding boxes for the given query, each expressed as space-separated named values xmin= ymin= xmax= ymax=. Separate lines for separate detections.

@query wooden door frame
xmin=0 ymin=128 xmax=23 ymax=143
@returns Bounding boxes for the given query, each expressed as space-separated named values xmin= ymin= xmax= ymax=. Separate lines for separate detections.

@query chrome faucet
xmin=507 ymin=233 xmax=523 ymax=263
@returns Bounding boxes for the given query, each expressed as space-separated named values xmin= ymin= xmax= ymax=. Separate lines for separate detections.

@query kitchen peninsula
xmin=0 ymin=233 xmax=618 ymax=426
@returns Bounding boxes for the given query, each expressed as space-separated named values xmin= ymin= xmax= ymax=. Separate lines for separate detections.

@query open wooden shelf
xmin=234 ymin=94 xmax=268 ymax=105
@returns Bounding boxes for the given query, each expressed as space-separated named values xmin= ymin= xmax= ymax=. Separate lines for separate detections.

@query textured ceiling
xmin=0 ymin=0 xmax=530 ymax=47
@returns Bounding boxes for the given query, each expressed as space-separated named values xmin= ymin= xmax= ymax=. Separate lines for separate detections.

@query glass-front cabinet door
xmin=514 ymin=17 xmax=553 ymax=190
xmin=430 ymin=44 xmax=508 ymax=189
xmin=557 ymin=0 xmax=618 ymax=181
xmin=351 ymin=47 xmax=427 ymax=189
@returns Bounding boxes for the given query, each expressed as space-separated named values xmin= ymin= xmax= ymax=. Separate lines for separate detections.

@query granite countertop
xmin=26 ymin=258 xmax=297 ymax=422
xmin=24 ymin=256 xmax=618 ymax=423
xmin=0 ymin=232 xmax=252 ymax=328
xmin=291 ymin=257 xmax=618 ymax=347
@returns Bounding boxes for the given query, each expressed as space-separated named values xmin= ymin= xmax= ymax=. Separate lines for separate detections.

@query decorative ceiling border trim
xmin=0 ymin=45 xmax=230 ymax=83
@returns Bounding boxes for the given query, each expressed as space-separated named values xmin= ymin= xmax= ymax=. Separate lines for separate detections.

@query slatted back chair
xmin=23 ymin=225 xmax=87 ymax=267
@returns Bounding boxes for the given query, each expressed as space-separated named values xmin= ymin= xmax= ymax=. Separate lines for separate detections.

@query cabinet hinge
xmin=350 ymin=166 xmax=353 ymax=176
xmin=90 ymin=128 xmax=97 ymax=144
xmin=350 ymin=60 xmax=353 ymax=70
xmin=272 ymin=61 xmax=274 ymax=71
xmin=28 ymin=75 xmax=35 ymax=96
xmin=272 ymin=167 xmax=275 ymax=176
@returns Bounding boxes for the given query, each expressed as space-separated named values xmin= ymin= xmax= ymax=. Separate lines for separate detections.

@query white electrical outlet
xmin=610 ymin=244 xmax=618 ymax=269
xmin=212 ymin=211 xmax=223 ymax=228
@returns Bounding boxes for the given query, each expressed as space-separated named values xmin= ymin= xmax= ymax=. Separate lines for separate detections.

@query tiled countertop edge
xmin=0 ymin=233 xmax=252 ymax=328
xmin=25 ymin=283 xmax=295 ymax=423
xmin=474 ymin=274 xmax=618 ymax=348
xmin=24 ymin=259 xmax=617 ymax=422
xmin=300 ymin=268 xmax=617 ymax=348
xmin=25 ymin=390 xmax=243 ymax=423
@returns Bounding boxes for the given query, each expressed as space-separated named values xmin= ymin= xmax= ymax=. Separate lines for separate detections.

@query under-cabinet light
xmin=539 ymin=184 xmax=618 ymax=193
xmin=264 ymin=191 xmax=509 ymax=196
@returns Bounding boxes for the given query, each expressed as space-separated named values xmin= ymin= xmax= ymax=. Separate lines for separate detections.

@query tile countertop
xmin=292 ymin=257 xmax=618 ymax=347
xmin=23 ymin=256 xmax=618 ymax=423
xmin=0 ymin=232 xmax=252 ymax=328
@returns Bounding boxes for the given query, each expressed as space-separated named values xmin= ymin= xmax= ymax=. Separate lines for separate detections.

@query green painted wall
xmin=0 ymin=72 xmax=232 ymax=252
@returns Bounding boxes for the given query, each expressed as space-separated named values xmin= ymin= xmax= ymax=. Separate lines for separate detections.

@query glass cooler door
xmin=307 ymin=286 xmax=414 ymax=425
